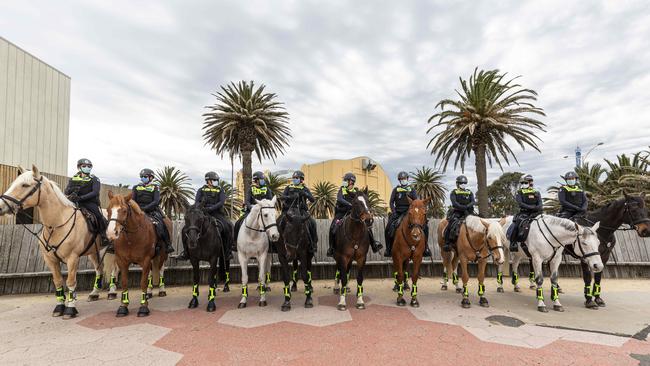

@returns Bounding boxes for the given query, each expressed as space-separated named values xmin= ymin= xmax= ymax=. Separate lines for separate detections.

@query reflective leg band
xmin=94 ymin=275 xmax=102 ymax=290
xmin=551 ymin=285 xmax=559 ymax=301
xmin=305 ymin=284 xmax=312 ymax=296
xmin=529 ymin=272 xmax=535 ymax=282
xmin=292 ymin=270 xmax=298 ymax=282
xmin=208 ymin=287 xmax=215 ymax=301
xmin=284 ymin=286 xmax=290 ymax=298
xmin=594 ymin=284 xmax=601 ymax=297
xmin=259 ymin=283 xmax=266 ymax=295
xmin=452 ymin=273 xmax=459 ymax=285
xmin=537 ymin=288 xmax=544 ymax=301
xmin=478 ymin=284 xmax=485 ymax=297
xmin=411 ymin=283 xmax=418 ymax=297
xmin=584 ymin=285 xmax=592 ymax=297
xmin=192 ymin=284 xmax=199 ymax=297
xmin=140 ymin=292 xmax=147 ymax=305
xmin=340 ymin=285 xmax=347 ymax=296
xmin=109 ymin=276 xmax=116 ymax=287
xmin=497 ymin=272 xmax=503 ymax=286
xmin=307 ymin=271 xmax=312 ymax=283
xmin=357 ymin=284 xmax=363 ymax=297
xmin=405 ymin=271 xmax=409 ymax=279
xmin=398 ymin=282 xmax=404 ymax=296
xmin=159 ymin=276 xmax=165 ymax=287
xmin=346 ymin=272 xmax=350 ymax=281
xmin=266 ymin=272 xmax=271 ymax=284
xmin=147 ymin=275 xmax=153 ymax=289
xmin=335 ymin=270 xmax=340 ymax=281
xmin=242 ymin=285 xmax=248 ymax=298
xmin=443 ymin=271 xmax=448 ymax=282
xmin=67 ymin=289 xmax=76 ymax=302
xmin=463 ymin=285 xmax=468 ymax=297
xmin=393 ymin=272 xmax=398 ymax=285
xmin=121 ymin=290 xmax=129 ymax=305
xmin=512 ymin=273 xmax=519 ymax=285
xmin=55 ymin=287 xmax=65 ymax=303
xmin=225 ymin=272 xmax=230 ymax=284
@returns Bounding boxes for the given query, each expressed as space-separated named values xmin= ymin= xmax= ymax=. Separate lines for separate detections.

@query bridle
xmin=581 ymin=199 xmax=650 ymax=232
xmin=282 ymin=211 xmax=309 ymax=250
xmin=108 ymin=203 xmax=140 ymax=238
xmin=0 ymin=176 xmax=44 ymax=214
xmin=245 ymin=205 xmax=278 ymax=237
xmin=463 ymin=222 xmax=504 ymax=261
xmin=537 ymin=216 xmax=599 ymax=261
xmin=398 ymin=210 xmax=426 ymax=251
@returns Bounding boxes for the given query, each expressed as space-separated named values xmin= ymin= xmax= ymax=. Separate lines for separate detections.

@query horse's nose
xmin=593 ymin=263 xmax=603 ymax=272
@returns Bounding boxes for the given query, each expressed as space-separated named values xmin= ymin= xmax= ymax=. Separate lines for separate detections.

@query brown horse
xmin=438 ymin=216 xmax=505 ymax=308
xmin=392 ymin=197 xmax=430 ymax=307
xmin=105 ymin=192 xmax=169 ymax=317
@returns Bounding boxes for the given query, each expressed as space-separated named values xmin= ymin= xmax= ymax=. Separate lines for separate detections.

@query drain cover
xmin=485 ymin=315 xmax=525 ymax=327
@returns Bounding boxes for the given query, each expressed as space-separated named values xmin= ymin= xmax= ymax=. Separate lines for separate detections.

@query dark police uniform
xmin=64 ymin=173 xmax=107 ymax=238
xmin=444 ymin=188 xmax=476 ymax=248
xmin=233 ymin=184 xmax=274 ymax=247
xmin=558 ymin=185 xmax=588 ymax=220
xmin=280 ymin=183 xmax=318 ymax=251
xmin=195 ymin=184 xmax=233 ymax=252
xmin=328 ymin=186 xmax=356 ymax=251
xmin=132 ymin=182 xmax=173 ymax=252
xmin=384 ymin=185 xmax=428 ymax=256
xmin=508 ymin=187 xmax=543 ymax=249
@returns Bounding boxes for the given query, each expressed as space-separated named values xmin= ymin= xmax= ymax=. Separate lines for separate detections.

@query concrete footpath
xmin=1 ymin=277 xmax=650 ymax=365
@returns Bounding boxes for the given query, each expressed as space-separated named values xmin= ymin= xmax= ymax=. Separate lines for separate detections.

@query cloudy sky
xmin=2 ymin=1 xmax=649 ymax=194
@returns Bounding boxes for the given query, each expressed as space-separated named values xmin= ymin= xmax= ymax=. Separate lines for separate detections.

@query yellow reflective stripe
xmin=342 ymin=187 xmax=357 ymax=195
xmin=563 ymin=185 xmax=583 ymax=192
xmin=252 ymin=186 xmax=267 ymax=195
xmin=288 ymin=184 xmax=304 ymax=189
xmin=454 ymin=189 xmax=471 ymax=195
xmin=136 ymin=185 xmax=155 ymax=192
xmin=396 ymin=186 xmax=412 ymax=192
xmin=520 ymin=188 xmax=537 ymax=194
xmin=202 ymin=187 xmax=221 ymax=192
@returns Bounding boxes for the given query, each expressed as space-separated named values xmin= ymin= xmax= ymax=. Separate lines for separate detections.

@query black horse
xmin=566 ymin=193 xmax=650 ymax=308
xmin=277 ymin=206 xmax=314 ymax=311
xmin=182 ymin=204 xmax=227 ymax=312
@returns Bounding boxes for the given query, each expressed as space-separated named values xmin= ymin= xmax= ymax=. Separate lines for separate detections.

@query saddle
xmin=444 ymin=217 xmax=464 ymax=247
xmin=79 ymin=207 xmax=99 ymax=234
xmin=388 ymin=213 xmax=406 ymax=238
xmin=509 ymin=216 xmax=534 ymax=244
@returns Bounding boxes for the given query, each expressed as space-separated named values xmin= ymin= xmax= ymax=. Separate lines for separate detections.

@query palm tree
xmin=217 ymin=180 xmax=244 ymax=220
xmin=410 ymin=166 xmax=447 ymax=218
xmin=365 ymin=188 xmax=388 ymax=217
xmin=427 ymin=68 xmax=546 ymax=215
xmin=155 ymin=166 xmax=194 ymax=219
xmin=266 ymin=172 xmax=288 ymax=210
xmin=310 ymin=181 xmax=338 ymax=219
xmin=203 ymin=80 xmax=291 ymax=205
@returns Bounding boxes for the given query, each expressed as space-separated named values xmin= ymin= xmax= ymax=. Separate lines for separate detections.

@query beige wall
xmin=0 ymin=37 xmax=70 ymax=176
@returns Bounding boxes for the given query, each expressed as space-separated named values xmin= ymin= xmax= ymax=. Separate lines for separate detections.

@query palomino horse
xmin=236 ymin=197 xmax=280 ymax=308
xmin=277 ymin=206 xmax=314 ymax=311
xmin=0 ymin=166 xmax=107 ymax=318
xmin=500 ymin=215 xmax=603 ymax=312
xmin=183 ymin=204 xmax=227 ymax=312
xmin=438 ymin=216 xmax=505 ymax=308
xmin=105 ymin=192 xmax=169 ymax=317
xmin=333 ymin=190 xmax=374 ymax=311
xmin=392 ymin=197 xmax=430 ymax=307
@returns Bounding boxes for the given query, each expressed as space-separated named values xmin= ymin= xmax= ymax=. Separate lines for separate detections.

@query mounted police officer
xmin=384 ymin=171 xmax=432 ymax=258
xmin=508 ymin=174 xmax=543 ymax=252
xmin=279 ymin=171 xmax=318 ymax=253
xmin=233 ymin=171 xmax=274 ymax=248
xmin=64 ymin=158 xmax=110 ymax=248
xmin=557 ymin=171 xmax=588 ymax=220
xmin=327 ymin=173 xmax=383 ymax=257
xmin=443 ymin=175 xmax=476 ymax=252
xmin=132 ymin=168 xmax=174 ymax=254
xmin=198 ymin=172 xmax=233 ymax=259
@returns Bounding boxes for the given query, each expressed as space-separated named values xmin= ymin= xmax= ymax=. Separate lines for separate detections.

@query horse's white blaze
xmin=357 ymin=196 xmax=369 ymax=211
xmin=106 ymin=208 xmax=119 ymax=240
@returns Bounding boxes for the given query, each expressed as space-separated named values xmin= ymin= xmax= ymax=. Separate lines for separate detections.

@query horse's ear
xmin=423 ymin=197 xmax=432 ymax=206
xmin=271 ymin=196 xmax=277 ymax=206
xmin=363 ymin=187 xmax=369 ymax=195
xmin=591 ymin=221 xmax=600 ymax=232
xmin=480 ymin=219 xmax=490 ymax=230
xmin=125 ymin=192 xmax=133 ymax=202
xmin=623 ymin=190 xmax=630 ymax=199
xmin=108 ymin=190 xmax=114 ymax=199
xmin=17 ymin=165 xmax=25 ymax=175
xmin=32 ymin=164 xmax=41 ymax=179
xmin=255 ymin=199 xmax=260 ymax=205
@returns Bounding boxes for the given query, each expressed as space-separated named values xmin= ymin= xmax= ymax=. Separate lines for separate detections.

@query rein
xmin=245 ymin=206 xmax=278 ymax=236
xmin=535 ymin=217 xmax=599 ymax=262
xmin=397 ymin=214 xmax=425 ymax=255
xmin=462 ymin=223 xmax=503 ymax=261
xmin=108 ymin=203 xmax=143 ymax=238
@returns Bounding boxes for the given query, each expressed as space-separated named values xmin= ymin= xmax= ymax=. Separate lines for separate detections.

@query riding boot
xmin=423 ymin=244 xmax=432 ymax=257
xmin=383 ymin=239 xmax=392 ymax=258
xmin=510 ymin=241 xmax=519 ymax=252
xmin=176 ymin=251 xmax=189 ymax=260
xmin=165 ymin=240 xmax=175 ymax=254
xmin=327 ymin=230 xmax=335 ymax=257
xmin=368 ymin=229 xmax=383 ymax=253
xmin=309 ymin=219 xmax=318 ymax=254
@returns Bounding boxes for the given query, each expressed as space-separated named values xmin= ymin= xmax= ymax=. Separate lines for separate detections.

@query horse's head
xmin=577 ymin=221 xmax=604 ymax=272
xmin=254 ymin=196 xmax=280 ymax=242
xmin=623 ymin=192 xmax=650 ymax=237
xmin=0 ymin=165 xmax=46 ymax=216
xmin=184 ymin=204 xmax=207 ymax=250
xmin=283 ymin=206 xmax=310 ymax=256
xmin=481 ymin=219 xmax=505 ymax=265
xmin=406 ymin=197 xmax=428 ymax=242
xmin=106 ymin=191 xmax=141 ymax=241
xmin=350 ymin=191 xmax=373 ymax=226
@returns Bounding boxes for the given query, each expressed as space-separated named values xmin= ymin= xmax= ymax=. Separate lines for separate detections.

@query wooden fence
xmin=1 ymin=219 xmax=649 ymax=295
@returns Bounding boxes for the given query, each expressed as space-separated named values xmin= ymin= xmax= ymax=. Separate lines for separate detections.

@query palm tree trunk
xmin=242 ymin=149 xmax=253 ymax=205
xmin=474 ymin=144 xmax=489 ymax=216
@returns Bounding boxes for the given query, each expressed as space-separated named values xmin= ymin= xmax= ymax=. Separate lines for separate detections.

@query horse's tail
xmin=102 ymin=252 xmax=117 ymax=283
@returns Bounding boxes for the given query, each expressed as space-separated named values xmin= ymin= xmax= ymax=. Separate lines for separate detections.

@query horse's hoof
xmin=62 ymin=306 xmax=78 ymax=319
xmin=88 ymin=294 xmax=100 ymax=302
xmin=222 ymin=285 xmax=230 ymax=293
xmin=259 ymin=300 xmax=267 ymax=307
xmin=461 ymin=299 xmax=471 ymax=309
xmin=441 ymin=284 xmax=448 ymax=291
xmin=356 ymin=303 xmax=366 ymax=310
xmin=403 ymin=284 xmax=411 ymax=291
xmin=238 ymin=302 xmax=247 ymax=309
xmin=553 ymin=305 xmax=564 ymax=312
xmin=410 ymin=299 xmax=419 ymax=308
xmin=291 ymin=284 xmax=298 ymax=292
xmin=281 ymin=303 xmax=291 ymax=312
xmin=146 ymin=293 xmax=153 ymax=300
xmin=264 ymin=285 xmax=272 ymax=292
xmin=345 ymin=287 xmax=351 ymax=293
xmin=514 ymin=287 xmax=521 ymax=293
xmin=333 ymin=288 xmax=340 ymax=295
xmin=305 ymin=297 xmax=314 ymax=308
xmin=137 ymin=305 xmax=150 ymax=317
xmin=479 ymin=298 xmax=489 ymax=307
xmin=116 ymin=306 xmax=129 ymax=317
xmin=397 ymin=297 xmax=406 ymax=306
xmin=392 ymin=284 xmax=399 ymax=292
xmin=158 ymin=291 xmax=167 ymax=298
xmin=52 ymin=304 xmax=65 ymax=317
xmin=188 ymin=297 xmax=199 ymax=309
xmin=538 ymin=306 xmax=548 ymax=313
xmin=497 ymin=287 xmax=504 ymax=293
xmin=595 ymin=297 xmax=606 ymax=307
xmin=455 ymin=288 xmax=463 ymax=294
xmin=337 ymin=304 xmax=346 ymax=311
xmin=107 ymin=293 xmax=117 ymax=300
xmin=207 ymin=300 xmax=216 ymax=313
xmin=585 ymin=299 xmax=599 ymax=309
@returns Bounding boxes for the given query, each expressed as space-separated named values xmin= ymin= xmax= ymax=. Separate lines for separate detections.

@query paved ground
xmin=1 ymin=277 xmax=650 ymax=365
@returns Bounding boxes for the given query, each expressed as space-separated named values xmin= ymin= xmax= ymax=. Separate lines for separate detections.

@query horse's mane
xmin=465 ymin=215 xmax=486 ymax=233
xmin=127 ymin=198 xmax=144 ymax=216
xmin=541 ymin=215 xmax=577 ymax=232
xmin=46 ymin=178 xmax=76 ymax=208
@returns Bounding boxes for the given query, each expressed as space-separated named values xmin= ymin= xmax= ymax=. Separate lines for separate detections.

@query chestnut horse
xmin=392 ymin=197 xmax=430 ymax=307
xmin=105 ymin=192 xmax=169 ymax=317
xmin=438 ymin=216 xmax=505 ymax=308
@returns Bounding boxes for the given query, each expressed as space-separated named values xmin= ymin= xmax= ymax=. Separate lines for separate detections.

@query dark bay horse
xmin=333 ymin=190 xmax=374 ymax=311
xmin=277 ymin=207 xmax=314 ymax=311
xmin=392 ymin=198 xmax=430 ymax=307
xmin=183 ymin=204 xmax=226 ymax=312
xmin=106 ymin=192 xmax=169 ymax=317
xmin=569 ymin=193 xmax=650 ymax=308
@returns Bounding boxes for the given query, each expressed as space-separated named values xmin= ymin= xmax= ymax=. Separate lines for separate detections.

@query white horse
xmin=0 ymin=166 xmax=107 ymax=318
xmin=497 ymin=215 xmax=603 ymax=312
xmin=236 ymin=197 xmax=280 ymax=308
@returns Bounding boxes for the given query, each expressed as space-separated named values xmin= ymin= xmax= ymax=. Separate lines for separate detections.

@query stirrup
xmin=383 ymin=249 xmax=392 ymax=258
xmin=443 ymin=244 xmax=452 ymax=252
xmin=509 ymin=243 xmax=519 ymax=252
xmin=326 ymin=247 xmax=335 ymax=257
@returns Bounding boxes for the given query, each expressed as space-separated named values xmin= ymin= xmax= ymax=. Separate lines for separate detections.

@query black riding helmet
xmin=77 ymin=158 xmax=92 ymax=168
xmin=456 ymin=175 xmax=468 ymax=185
xmin=563 ymin=171 xmax=578 ymax=180
xmin=343 ymin=172 xmax=356 ymax=183
xmin=253 ymin=171 xmax=265 ymax=181
xmin=397 ymin=171 xmax=409 ymax=180
xmin=205 ymin=171 xmax=219 ymax=182
xmin=521 ymin=174 xmax=534 ymax=183
xmin=140 ymin=168 xmax=154 ymax=178
xmin=292 ymin=170 xmax=305 ymax=180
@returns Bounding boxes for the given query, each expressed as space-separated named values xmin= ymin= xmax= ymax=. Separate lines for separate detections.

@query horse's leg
xmin=511 ymin=253 xmax=522 ymax=292
xmin=304 ymin=253 xmax=314 ymax=308
xmin=238 ymin=252 xmax=248 ymax=309
xmin=453 ymin=253 xmax=462 ymax=293
xmin=207 ymin=258 xmax=218 ymax=312
xmin=137 ymin=259 xmax=152 ymax=317
xmin=279 ymin=254 xmax=292 ymax=312
xmin=257 ymin=251 xmax=268 ymax=307
xmin=532 ymin=255 xmax=547 ymax=312
xmin=496 ymin=261 xmax=505 ymax=293
xmin=333 ymin=266 xmax=341 ymax=295
xmin=87 ymin=250 xmax=103 ymax=302
xmin=44 ymin=254 xmax=66 ymax=317
xmin=528 ymin=257 xmax=536 ymax=290
xmin=549 ymin=252 xmax=564 ymax=312
xmin=107 ymin=257 xmax=118 ymax=300
xmin=594 ymin=251 xmax=609 ymax=307
xmin=336 ymin=258 xmax=348 ymax=311
xmin=220 ymin=257 xmax=231 ymax=292
xmin=188 ymin=259 xmax=200 ymax=309
xmin=460 ymin=256 xmax=471 ymax=308
xmin=264 ymin=253 xmax=272 ymax=292
xmin=291 ymin=259 xmax=299 ymax=292
xmin=410 ymin=254 xmax=422 ymax=308
xmin=146 ymin=257 xmax=156 ymax=299
xmin=440 ymin=251 xmax=450 ymax=290
xmin=394 ymin=254 xmax=406 ymax=306
xmin=63 ymin=254 xmax=81 ymax=319
xmin=403 ymin=259 xmax=411 ymax=292
xmin=116 ymin=257 xmax=130 ymax=317
xmin=157 ymin=257 xmax=167 ymax=297
xmin=478 ymin=258 xmax=488 ymax=307
xmin=356 ymin=255 xmax=366 ymax=309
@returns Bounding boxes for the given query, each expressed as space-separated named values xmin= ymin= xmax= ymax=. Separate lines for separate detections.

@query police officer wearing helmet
xmin=557 ymin=171 xmax=588 ymax=220
xmin=233 ymin=171 xmax=274 ymax=248
xmin=384 ymin=171 xmax=432 ymax=258
xmin=279 ymin=171 xmax=318 ymax=253
xmin=64 ymin=158 xmax=111 ymax=248
xmin=196 ymin=171 xmax=233 ymax=259
xmin=132 ymin=168 xmax=174 ymax=254
xmin=443 ymin=175 xmax=476 ymax=252
xmin=508 ymin=174 xmax=543 ymax=252
xmin=327 ymin=173 xmax=383 ymax=257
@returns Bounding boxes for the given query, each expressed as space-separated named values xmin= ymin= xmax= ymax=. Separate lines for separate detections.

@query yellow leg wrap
xmin=159 ymin=276 xmax=165 ymax=287
xmin=357 ymin=284 xmax=363 ymax=297
xmin=121 ymin=290 xmax=129 ymax=305
xmin=242 ymin=285 xmax=248 ymax=298
xmin=398 ymin=282 xmax=404 ymax=296
xmin=266 ymin=272 xmax=271 ymax=284
xmin=537 ymin=288 xmax=544 ymax=301
xmin=594 ymin=284 xmax=601 ymax=297
xmin=192 ymin=284 xmax=199 ymax=297
xmin=497 ymin=272 xmax=503 ymax=286
xmin=284 ymin=285 xmax=290 ymax=297
xmin=478 ymin=284 xmax=485 ymax=297
xmin=140 ymin=292 xmax=147 ymax=305
xmin=292 ymin=270 xmax=298 ymax=282
xmin=93 ymin=275 xmax=102 ymax=290
xmin=411 ymin=283 xmax=418 ymax=297
xmin=259 ymin=283 xmax=266 ymax=295
xmin=147 ymin=275 xmax=153 ymax=290
xmin=452 ymin=272 xmax=459 ymax=285
xmin=463 ymin=285 xmax=469 ymax=297
xmin=208 ymin=287 xmax=216 ymax=301
xmin=109 ymin=275 xmax=116 ymax=287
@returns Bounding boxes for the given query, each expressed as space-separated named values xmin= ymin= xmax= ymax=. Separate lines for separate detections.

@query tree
xmin=310 ymin=181 xmax=338 ymax=219
xmin=155 ymin=166 xmax=194 ymax=219
xmin=365 ymin=188 xmax=388 ymax=217
xmin=203 ymin=81 xmax=291 ymax=206
xmin=410 ymin=166 xmax=447 ymax=218
xmin=266 ymin=172 xmax=287 ymax=210
xmin=427 ymin=68 xmax=546 ymax=216
xmin=217 ymin=180 xmax=244 ymax=220
xmin=487 ymin=171 xmax=523 ymax=217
